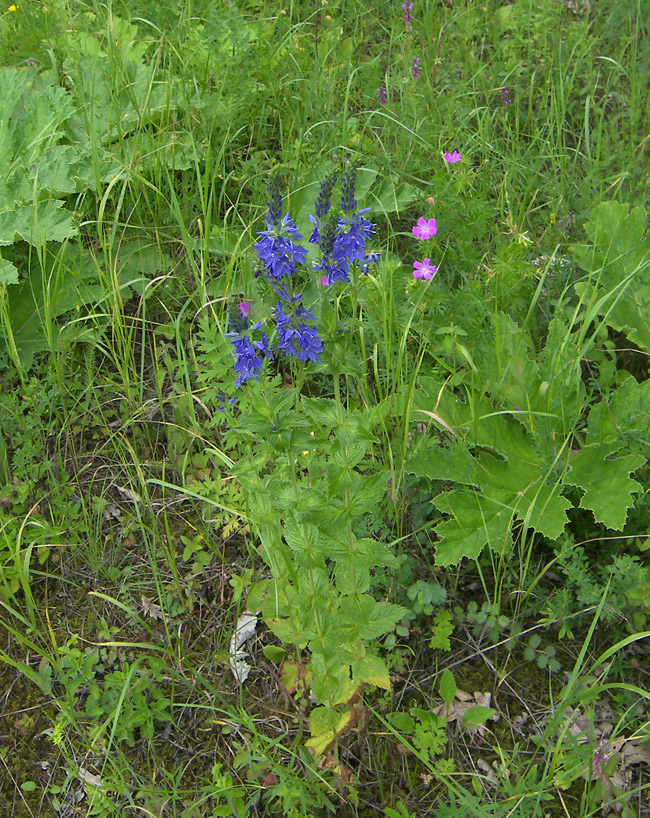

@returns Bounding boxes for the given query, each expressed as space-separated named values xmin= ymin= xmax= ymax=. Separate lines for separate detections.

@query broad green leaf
xmin=0 ymin=201 xmax=77 ymax=246
xmin=462 ymin=706 xmax=496 ymax=728
xmin=406 ymin=439 xmax=478 ymax=487
xmin=586 ymin=375 xmax=650 ymax=457
xmin=571 ymin=201 xmax=650 ymax=353
xmin=339 ymin=596 xmax=407 ymax=641
xmin=386 ymin=712 xmax=415 ymax=733
xmin=0 ymin=254 xmax=18 ymax=286
xmin=334 ymin=563 xmax=371 ymax=595
xmin=370 ymin=175 xmax=420 ymax=215
xmin=476 ymin=312 xmax=540 ymax=412
xmin=351 ymin=653 xmax=391 ymax=689
xmin=262 ymin=645 xmax=286 ymax=663
xmin=572 ymin=201 xmax=650 ymax=287
xmin=432 ymin=488 xmax=512 ymax=566
xmin=301 ymin=396 xmax=343 ymax=428
xmin=309 ymin=658 xmax=357 ymax=707
xmin=306 ymin=706 xmax=353 ymax=755
xmin=564 ymin=443 xmax=646 ymax=530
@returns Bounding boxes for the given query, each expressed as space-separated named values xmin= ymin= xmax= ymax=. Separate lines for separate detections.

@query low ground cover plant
xmin=0 ymin=1 xmax=649 ymax=817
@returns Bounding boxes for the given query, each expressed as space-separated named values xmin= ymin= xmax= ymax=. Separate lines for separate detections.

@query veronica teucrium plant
xmin=226 ymin=168 xmax=405 ymax=755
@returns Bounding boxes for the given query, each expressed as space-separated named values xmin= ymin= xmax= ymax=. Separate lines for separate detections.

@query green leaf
xmin=571 ymin=201 xmax=650 ymax=353
xmin=370 ymin=175 xmax=420 ymax=215
xmin=432 ymin=488 xmax=513 ymax=566
xmin=430 ymin=609 xmax=454 ymax=651
xmin=406 ymin=439 xmax=478 ymax=486
xmin=0 ymin=201 xmax=77 ymax=246
xmin=351 ymin=653 xmax=391 ymax=689
xmin=262 ymin=645 xmax=285 ymax=663
xmin=564 ymin=443 xmax=645 ymax=530
xmin=476 ymin=312 xmax=540 ymax=412
xmin=0 ymin=254 xmax=18 ymax=285
xmin=462 ymin=705 xmax=496 ymax=728
xmin=306 ymin=706 xmax=353 ymax=756
xmin=339 ymin=596 xmax=407 ymax=640
xmin=439 ymin=669 xmax=457 ymax=706
xmin=572 ymin=201 xmax=650 ymax=287
xmin=586 ymin=374 xmax=650 ymax=457
xmin=386 ymin=712 xmax=416 ymax=733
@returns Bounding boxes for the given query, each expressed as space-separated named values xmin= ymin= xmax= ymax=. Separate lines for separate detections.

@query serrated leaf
xmin=572 ymin=201 xmax=650 ymax=286
xmin=306 ymin=707 xmax=353 ymax=756
xmin=0 ymin=254 xmax=18 ymax=285
xmin=430 ymin=609 xmax=454 ymax=651
xmin=564 ymin=443 xmax=646 ymax=530
xmin=351 ymin=653 xmax=391 ymax=689
xmin=0 ymin=201 xmax=77 ymax=246
xmin=339 ymin=596 xmax=407 ymax=640
xmin=432 ymin=488 xmax=512 ymax=566
xmin=587 ymin=375 xmax=650 ymax=456
xmin=571 ymin=201 xmax=650 ymax=353
xmin=406 ymin=439 xmax=478 ymax=486
xmin=301 ymin=396 xmax=342 ymax=428
xmin=477 ymin=312 xmax=540 ymax=411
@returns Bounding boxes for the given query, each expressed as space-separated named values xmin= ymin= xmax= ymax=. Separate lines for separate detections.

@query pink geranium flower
xmin=413 ymin=258 xmax=437 ymax=280
xmin=412 ymin=217 xmax=437 ymax=240
xmin=443 ymin=150 xmax=462 ymax=164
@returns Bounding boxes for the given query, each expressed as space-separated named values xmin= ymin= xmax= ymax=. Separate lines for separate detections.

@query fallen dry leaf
xmin=141 ymin=595 xmax=163 ymax=621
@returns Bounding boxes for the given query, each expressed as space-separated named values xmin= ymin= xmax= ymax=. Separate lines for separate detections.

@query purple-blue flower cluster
xmin=274 ymin=299 xmax=324 ymax=362
xmin=226 ymin=308 xmax=273 ymax=389
xmin=227 ymin=166 xmax=379 ymax=388
xmin=254 ymin=213 xmax=309 ymax=281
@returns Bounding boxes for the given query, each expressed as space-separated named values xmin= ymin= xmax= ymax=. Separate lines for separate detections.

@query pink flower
xmin=412 ymin=217 xmax=437 ymax=240
xmin=412 ymin=57 xmax=422 ymax=80
xmin=319 ymin=275 xmax=330 ymax=286
xmin=377 ymin=86 xmax=388 ymax=105
xmin=413 ymin=258 xmax=437 ymax=280
xmin=443 ymin=150 xmax=462 ymax=164
xmin=239 ymin=301 xmax=251 ymax=317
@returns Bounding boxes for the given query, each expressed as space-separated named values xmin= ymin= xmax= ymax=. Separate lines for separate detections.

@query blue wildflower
xmin=333 ymin=210 xmax=374 ymax=266
xmin=255 ymin=213 xmax=309 ymax=281
xmin=273 ymin=299 xmax=324 ymax=363
xmin=226 ymin=316 xmax=273 ymax=388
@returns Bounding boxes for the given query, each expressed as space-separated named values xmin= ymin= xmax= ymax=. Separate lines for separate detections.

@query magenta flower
xmin=402 ymin=1 xmax=413 ymax=25
xmin=412 ymin=57 xmax=422 ymax=80
xmin=443 ymin=150 xmax=462 ymax=164
xmin=377 ymin=85 xmax=388 ymax=105
xmin=592 ymin=740 xmax=612 ymax=774
xmin=319 ymin=275 xmax=330 ymax=286
xmin=413 ymin=258 xmax=437 ymax=280
xmin=412 ymin=217 xmax=437 ymax=240
xmin=239 ymin=301 xmax=251 ymax=317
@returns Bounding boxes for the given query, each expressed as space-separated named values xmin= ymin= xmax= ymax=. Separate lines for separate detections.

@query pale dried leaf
xmin=115 ymin=485 xmax=143 ymax=504
xmin=229 ymin=613 xmax=258 ymax=684
xmin=141 ymin=595 xmax=163 ymax=621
